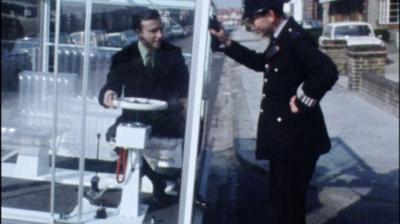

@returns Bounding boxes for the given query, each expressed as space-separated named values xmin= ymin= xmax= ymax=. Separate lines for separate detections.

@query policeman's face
xmin=250 ymin=10 xmax=276 ymax=37
xmin=137 ymin=19 xmax=164 ymax=49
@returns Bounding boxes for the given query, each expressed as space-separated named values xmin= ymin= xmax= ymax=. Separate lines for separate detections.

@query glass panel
xmin=1 ymin=0 xmax=52 ymax=223
xmin=53 ymin=0 xmax=197 ymax=223
xmin=50 ymin=0 xmax=86 ymax=222
xmin=80 ymin=2 xmax=195 ymax=223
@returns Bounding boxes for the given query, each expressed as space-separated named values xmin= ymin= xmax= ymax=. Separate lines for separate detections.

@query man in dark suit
xmin=99 ymin=9 xmax=189 ymax=205
xmin=210 ymin=0 xmax=338 ymax=223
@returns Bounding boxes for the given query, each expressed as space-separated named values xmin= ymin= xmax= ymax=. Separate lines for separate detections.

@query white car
xmin=319 ymin=21 xmax=385 ymax=47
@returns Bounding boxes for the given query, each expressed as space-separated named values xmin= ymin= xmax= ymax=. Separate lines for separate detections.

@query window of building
xmin=379 ymin=0 xmax=400 ymax=24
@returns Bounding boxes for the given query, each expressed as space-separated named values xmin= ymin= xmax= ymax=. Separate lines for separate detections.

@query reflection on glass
xmin=1 ymin=0 xmax=197 ymax=222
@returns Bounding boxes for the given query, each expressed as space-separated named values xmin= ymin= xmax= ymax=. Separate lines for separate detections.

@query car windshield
xmin=322 ymin=26 xmax=332 ymax=37
xmin=334 ymin=25 xmax=372 ymax=38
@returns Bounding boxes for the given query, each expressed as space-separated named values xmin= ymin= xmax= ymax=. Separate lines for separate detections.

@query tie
xmin=145 ymin=51 xmax=153 ymax=68
xmin=144 ymin=51 xmax=154 ymax=83
xmin=266 ymin=36 xmax=279 ymax=60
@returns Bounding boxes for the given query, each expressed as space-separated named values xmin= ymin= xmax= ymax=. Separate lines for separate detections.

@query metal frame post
xmin=178 ymin=0 xmax=212 ymax=223
xmin=76 ymin=0 xmax=93 ymax=221
xmin=40 ymin=0 xmax=50 ymax=73
xmin=50 ymin=0 xmax=62 ymax=222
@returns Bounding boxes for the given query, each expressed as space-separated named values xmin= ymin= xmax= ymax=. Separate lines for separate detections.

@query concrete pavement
xmin=222 ymin=28 xmax=399 ymax=223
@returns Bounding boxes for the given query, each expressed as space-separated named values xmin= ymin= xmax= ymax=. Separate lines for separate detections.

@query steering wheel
xmin=113 ymin=97 xmax=168 ymax=111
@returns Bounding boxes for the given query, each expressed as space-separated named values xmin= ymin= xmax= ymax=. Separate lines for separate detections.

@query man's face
xmin=250 ymin=10 xmax=276 ymax=37
xmin=137 ymin=19 xmax=163 ymax=49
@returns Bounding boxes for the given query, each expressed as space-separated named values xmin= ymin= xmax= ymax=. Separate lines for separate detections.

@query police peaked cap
xmin=242 ymin=0 xmax=290 ymax=20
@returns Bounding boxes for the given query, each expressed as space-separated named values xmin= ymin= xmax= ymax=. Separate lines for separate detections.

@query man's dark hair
xmin=132 ymin=9 xmax=161 ymax=31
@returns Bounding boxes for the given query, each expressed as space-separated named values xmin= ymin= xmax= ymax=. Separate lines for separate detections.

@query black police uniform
xmin=221 ymin=16 xmax=338 ymax=224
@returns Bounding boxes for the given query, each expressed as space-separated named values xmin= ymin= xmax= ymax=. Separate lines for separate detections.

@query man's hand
xmin=289 ymin=96 xmax=300 ymax=114
xmin=209 ymin=28 xmax=232 ymax=47
xmin=103 ymin=90 xmax=118 ymax=108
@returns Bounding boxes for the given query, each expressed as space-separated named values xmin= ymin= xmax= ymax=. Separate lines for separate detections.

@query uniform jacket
xmin=99 ymin=41 xmax=189 ymax=138
xmin=224 ymin=17 xmax=338 ymax=162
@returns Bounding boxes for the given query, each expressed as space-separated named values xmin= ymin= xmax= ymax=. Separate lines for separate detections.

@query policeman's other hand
xmin=209 ymin=28 xmax=232 ymax=47
xmin=289 ymin=96 xmax=300 ymax=114
xmin=104 ymin=90 xmax=118 ymax=108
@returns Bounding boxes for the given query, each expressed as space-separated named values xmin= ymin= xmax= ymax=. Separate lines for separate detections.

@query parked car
xmin=183 ymin=25 xmax=193 ymax=36
xmin=49 ymin=32 xmax=74 ymax=44
xmin=319 ymin=21 xmax=385 ymax=47
xmin=107 ymin=32 xmax=123 ymax=47
xmin=170 ymin=24 xmax=186 ymax=37
xmin=301 ymin=19 xmax=322 ymax=29
xmin=2 ymin=0 xmax=38 ymax=36
xmin=163 ymin=25 xmax=174 ymax=40
xmin=11 ymin=32 xmax=72 ymax=55
xmin=11 ymin=36 xmax=39 ymax=55
xmin=70 ymin=30 xmax=110 ymax=47
xmin=120 ymin=30 xmax=139 ymax=47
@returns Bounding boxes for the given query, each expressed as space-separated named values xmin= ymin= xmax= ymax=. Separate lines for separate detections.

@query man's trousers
xmin=269 ymin=156 xmax=319 ymax=224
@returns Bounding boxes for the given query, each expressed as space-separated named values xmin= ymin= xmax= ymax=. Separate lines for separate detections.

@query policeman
xmin=210 ymin=0 xmax=338 ymax=223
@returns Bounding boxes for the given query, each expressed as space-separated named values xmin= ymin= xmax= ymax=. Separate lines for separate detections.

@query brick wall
xmin=346 ymin=45 xmax=387 ymax=91
xmin=361 ymin=72 xmax=399 ymax=116
xmin=320 ymin=40 xmax=396 ymax=116
xmin=320 ymin=40 xmax=347 ymax=75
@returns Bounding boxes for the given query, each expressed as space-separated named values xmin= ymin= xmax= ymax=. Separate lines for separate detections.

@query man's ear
xmin=266 ymin=9 xmax=276 ymax=23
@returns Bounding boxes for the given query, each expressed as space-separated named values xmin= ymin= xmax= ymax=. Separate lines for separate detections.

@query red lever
xmin=116 ymin=148 xmax=128 ymax=183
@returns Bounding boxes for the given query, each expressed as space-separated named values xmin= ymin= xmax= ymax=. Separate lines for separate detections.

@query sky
xmin=213 ymin=0 xmax=242 ymax=9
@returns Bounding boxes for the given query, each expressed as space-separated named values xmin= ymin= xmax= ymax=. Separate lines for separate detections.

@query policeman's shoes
xmin=194 ymin=194 xmax=208 ymax=209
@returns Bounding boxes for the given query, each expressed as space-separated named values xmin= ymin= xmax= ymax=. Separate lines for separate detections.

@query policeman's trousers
xmin=269 ymin=156 xmax=319 ymax=224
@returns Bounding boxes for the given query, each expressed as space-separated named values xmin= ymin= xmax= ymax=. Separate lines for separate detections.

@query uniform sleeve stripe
xmin=296 ymin=85 xmax=318 ymax=107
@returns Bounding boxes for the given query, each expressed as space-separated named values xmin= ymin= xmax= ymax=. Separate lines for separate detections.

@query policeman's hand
xmin=103 ymin=90 xmax=118 ymax=108
xmin=209 ymin=28 xmax=232 ymax=47
xmin=289 ymin=96 xmax=300 ymax=114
